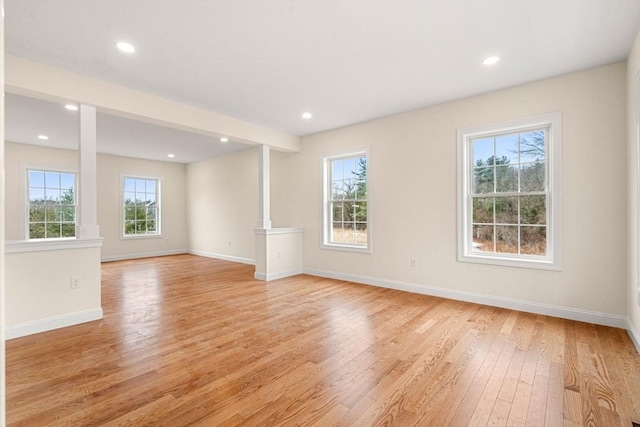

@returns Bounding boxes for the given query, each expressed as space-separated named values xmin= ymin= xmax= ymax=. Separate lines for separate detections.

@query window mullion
xmin=461 ymin=114 xmax=559 ymax=267
xmin=323 ymin=152 xmax=369 ymax=251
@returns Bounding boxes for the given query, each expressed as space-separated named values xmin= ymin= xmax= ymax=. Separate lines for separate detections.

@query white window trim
xmin=457 ymin=112 xmax=563 ymax=270
xmin=321 ymin=148 xmax=372 ymax=253
xmin=20 ymin=163 xmax=78 ymax=241
xmin=120 ymin=174 xmax=163 ymax=240
xmin=6 ymin=237 xmax=103 ymax=253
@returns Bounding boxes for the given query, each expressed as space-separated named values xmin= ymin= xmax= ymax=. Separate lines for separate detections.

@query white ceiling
xmin=4 ymin=1 xmax=640 ymax=161
xmin=5 ymin=93 xmax=250 ymax=163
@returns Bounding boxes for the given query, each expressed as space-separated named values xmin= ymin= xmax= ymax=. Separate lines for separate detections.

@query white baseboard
xmin=6 ymin=307 xmax=103 ymax=340
xmin=254 ymin=269 xmax=303 ymax=281
xmin=101 ymin=249 xmax=187 ymax=262
xmin=303 ymin=267 xmax=628 ymax=329
xmin=627 ymin=318 xmax=640 ymax=354
xmin=188 ymin=249 xmax=255 ymax=265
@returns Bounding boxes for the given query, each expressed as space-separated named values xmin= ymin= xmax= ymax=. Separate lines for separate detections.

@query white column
xmin=76 ymin=104 xmax=100 ymax=239
xmin=257 ymin=144 xmax=272 ymax=229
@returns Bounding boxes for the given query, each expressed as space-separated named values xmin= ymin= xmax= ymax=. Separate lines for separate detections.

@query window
xmin=27 ymin=169 xmax=77 ymax=239
xmin=123 ymin=176 xmax=160 ymax=237
xmin=457 ymin=113 xmax=562 ymax=270
xmin=323 ymin=151 xmax=370 ymax=252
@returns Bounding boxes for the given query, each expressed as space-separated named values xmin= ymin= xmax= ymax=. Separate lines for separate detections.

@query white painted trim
xmin=120 ymin=174 xmax=162 ymax=239
xmin=120 ymin=234 xmax=165 ymax=241
xmin=5 ymin=307 xmax=103 ymax=340
xmin=254 ymin=269 xmax=303 ymax=281
xmin=257 ymin=144 xmax=272 ymax=229
xmin=101 ymin=249 xmax=187 ymax=262
xmin=303 ymin=267 xmax=627 ymax=329
xmin=6 ymin=55 xmax=301 ymax=152
xmin=627 ymin=317 xmax=640 ymax=354
xmin=457 ymin=112 xmax=563 ymax=271
xmin=6 ymin=237 xmax=103 ymax=253
xmin=20 ymin=162 xmax=78 ymax=240
xmin=78 ymin=104 xmax=101 ymax=240
xmin=321 ymin=147 xmax=372 ymax=253
xmin=188 ymin=249 xmax=255 ymax=265
xmin=253 ymin=227 xmax=303 ymax=235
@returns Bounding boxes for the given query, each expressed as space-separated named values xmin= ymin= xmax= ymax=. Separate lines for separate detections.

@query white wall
xmin=97 ymin=153 xmax=188 ymax=261
xmin=3 ymin=142 xmax=189 ymax=337
xmin=6 ymin=56 xmax=301 ymax=153
xmin=3 ymin=57 xmax=635 ymax=345
xmin=4 ymin=142 xmax=77 ymax=240
xmin=5 ymin=243 xmax=102 ymax=338
xmin=4 ymin=142 xmax=188 ymax=260
xmin=187 ymin=148 xmax=257 ymax=263
xmin=627 ymin=31 xmax=640 ymax=348
xmin=273 ymin=62 xmax=628 ymax=320
xmin=254 ymin=228 xmax=304 ymax=281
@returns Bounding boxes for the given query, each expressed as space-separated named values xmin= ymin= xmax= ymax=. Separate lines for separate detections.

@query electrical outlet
xmin=71 ymin=276 xmax=81 ymax=289
xmin=411 ymin=257 xmax=418 ymax=267
xmin=277 ymin=250 xmax=282 ymax=258
xmin=228 ymin=240 xmax=232 ymax=246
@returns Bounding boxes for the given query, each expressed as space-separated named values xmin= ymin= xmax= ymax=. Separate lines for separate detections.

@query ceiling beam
xmin=5 ymin=55 xmax=301 ymax=153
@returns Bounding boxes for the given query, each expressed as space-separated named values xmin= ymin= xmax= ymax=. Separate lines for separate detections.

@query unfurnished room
xmin=0 ymin=1 xmax=640 ymax=426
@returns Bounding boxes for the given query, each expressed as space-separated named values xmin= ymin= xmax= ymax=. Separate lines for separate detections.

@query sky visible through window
xmin=123 ymin=177 xmax=159 ymax=236
xmin=329 ymin=154 xmax=367 ymax=247
xmin=470 ymin=129 xmax=547 ymax=256
xmin=472 ymin=131 xmax=543 ymax=167
xmin=28 ymin=169 xmax=76 ymax=239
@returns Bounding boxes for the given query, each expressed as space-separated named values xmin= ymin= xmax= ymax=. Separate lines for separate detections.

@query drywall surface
xmin=274 ymin=62 xmax=628 ymax=317
xmin=187 ymin=148 xmax=258 ymax=263
xmin=6 ymin=55 xmax=301 ymax=152
xmin=5 ymin=243 xmax=102 ymax=337
xmin=3 ymin=143 xmax=188 ymax=260
xmin=97 ymin=153 xmax=188 ymax=260
xmin=4 ymin=142 xmax=77 ymax=240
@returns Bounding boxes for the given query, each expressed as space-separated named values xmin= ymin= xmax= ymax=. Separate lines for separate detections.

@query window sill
xmin=458 ymin=252 xmax=561 ymax=271
xmin=6 ymin=237 xmax=104 ymax=254
xmin=254 ymin=227 xmax=303 ymax=235
xmin=321 ymin=243 xmax=372 ymax=254
xmin=120 ymin=234 xmax=163 ymax=241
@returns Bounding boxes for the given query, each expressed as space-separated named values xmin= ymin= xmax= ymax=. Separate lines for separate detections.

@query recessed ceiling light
xmin=220 ymin=137 xmax=229 ymax=143
xmin=482 ymin=56 xmax=500 ymax=66
xmin=37 ymin=135 xmax=49 ymax=140
xmin=302 ymin=112 xmax=312 ymax=120
xmin=167 ymin=154 xmax=175 ymax=158
xmin=116 ymin=41 xmax=135 ymax=53
xmin=65 ymin=104 xmax=79 ymax=111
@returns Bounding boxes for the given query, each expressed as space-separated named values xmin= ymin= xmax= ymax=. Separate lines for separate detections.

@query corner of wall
xmin=627 ymin=31 xmax=640 ymax=350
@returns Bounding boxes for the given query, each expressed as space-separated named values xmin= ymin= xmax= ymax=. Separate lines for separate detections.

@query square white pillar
xmin=76 ymin=103 xmax=100 ymax=239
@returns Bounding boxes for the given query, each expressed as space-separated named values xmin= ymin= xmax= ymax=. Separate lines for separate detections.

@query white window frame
xmin=121 ymin=175 xmax=162 ymax=239
xmin=457 ymin=112 xmax=562 ymax=270
xmin=322 ymin=149 xmax=371 ymax=253
xmin=21 ymin=164 xmax=78 ymax=241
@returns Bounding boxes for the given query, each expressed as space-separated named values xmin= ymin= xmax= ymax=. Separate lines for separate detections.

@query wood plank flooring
xmin=6 ymin=254 xmax=640 ymax=426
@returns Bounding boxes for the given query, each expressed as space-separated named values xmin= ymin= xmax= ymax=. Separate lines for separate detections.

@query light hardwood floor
xmin=6 ymin=254 xmax=640 ymax=426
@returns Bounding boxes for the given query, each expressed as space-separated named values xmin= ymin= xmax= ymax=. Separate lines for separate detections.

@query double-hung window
xmin=123 ymin=176 xmax=161 ymax=237
xmin=27 ymin=169 xmax=77 ymax=239
xmin=457 ymin=113 xmax=562 ymax=270
xmin=323 ymin=151 xmax=370 ymax=252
